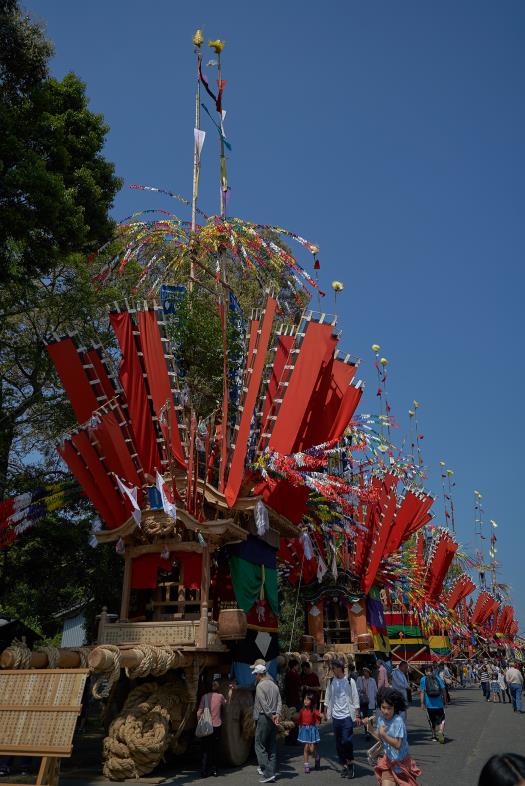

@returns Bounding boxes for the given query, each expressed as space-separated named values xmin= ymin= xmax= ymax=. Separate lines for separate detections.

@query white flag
xmin=301 ymin=532 xmax=313 ymax=561
xmin=194 ymin=128 xmax=206 ymax=157
xmin=156 ymin=471 xmax=177 ymax=521
xmin=255 ymin=500 xmax=269 ymax=536
xmin=317 ymin=554 xmax=328 ymax=583
xmin=115 ymin=475 xmax=141 ymax=526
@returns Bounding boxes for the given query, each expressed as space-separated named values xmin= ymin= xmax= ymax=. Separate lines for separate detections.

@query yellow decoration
xmin=439 ymin=461 xmax=445 ymax=467
xmin=380 ymin=357 xmax=388 ymax=366
xmin=446 ymin=469 xmax=454 ymax=476
xmin=331 ymin=280 xmax=344 ymax=292
xmin=408 ymin=410 xmax=415 ymax=417
xmin=208 ymin=39 xmax=225 ymax=54
xmin=413 ymin=400 xmax=420 ymax=408
xmin=371 ymin=344 xmax=381 ymax=352
xmin=193 ymin=29 xmax=204 ymax=47
xmin=378 ymin=444 xmax=388 ymax=452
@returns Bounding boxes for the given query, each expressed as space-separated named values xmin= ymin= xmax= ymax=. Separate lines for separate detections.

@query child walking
xmin=366 ymin=688 xmax=421 ymax=786
xmin=490 ymin=671 xmax=502 ymax=702
xmin=296 ymin=693 xmax=321 ymax=773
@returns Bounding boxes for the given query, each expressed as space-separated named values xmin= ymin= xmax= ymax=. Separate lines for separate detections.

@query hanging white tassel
xmin=89 ymin=518 xmax=102 ymax=548
xmin=255 ymin=500 xmax=269 ymax=536
xmin=115 ymin=538 xmax=125 ymax=555
xmin=301 ymin=532 xmax=314 ymax=561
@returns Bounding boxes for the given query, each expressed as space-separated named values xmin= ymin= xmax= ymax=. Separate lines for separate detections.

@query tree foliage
xmin=0 ymin=1 xmax=125 ymax=634
xmin=0 ymin=1 xmax=121 ymax=284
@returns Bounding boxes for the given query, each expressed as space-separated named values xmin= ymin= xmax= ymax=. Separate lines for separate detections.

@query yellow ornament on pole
xmin=209 ymin=39 xmax=225 ymax=54
xmin=331 ymin=280 xmax=344 ymax=292
xmin=380 ymin=357 xmax=388 ymax=366
xmin=371 ymin=344 xmax=381 ymax=352
xmin=193 ymin=29 xmax=204 ymax=47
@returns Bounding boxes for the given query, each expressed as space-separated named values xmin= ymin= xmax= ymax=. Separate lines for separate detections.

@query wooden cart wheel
xmin=221 ymin=687 xmax=254 ymax=766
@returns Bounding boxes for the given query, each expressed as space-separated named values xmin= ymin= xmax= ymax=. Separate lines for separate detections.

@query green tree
xmin=0 ymin=1 xmax=126 ymax=630
xmin=0 ymin=0 xmax=121 ymax=284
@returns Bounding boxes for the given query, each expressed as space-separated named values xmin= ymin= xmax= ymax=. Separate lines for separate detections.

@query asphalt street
xmin=56 ymin=687 xmax=525 ymax=786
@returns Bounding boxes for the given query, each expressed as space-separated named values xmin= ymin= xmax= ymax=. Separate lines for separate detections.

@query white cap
xmin=251 ymin=663 xmax=267 ymax=675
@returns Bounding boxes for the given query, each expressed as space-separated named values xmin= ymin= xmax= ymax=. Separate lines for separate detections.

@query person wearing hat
xmin=252 ymin=662 xmax=282 ymax=783
xmin=356 ymin=666 xmax=378 ymax=738
xmin=324 ymin=659 xmax=361 ymax=779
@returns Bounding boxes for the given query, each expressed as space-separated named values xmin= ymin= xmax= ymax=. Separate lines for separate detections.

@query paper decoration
xmin=115 ymin=475 xmax=141 ymax=526
xmin=309 ymin=604 xmax=321 ymax=617
xmin=194 ymin=128 xmax=206 ymax=157
xmin=156 ymin=471 xmax=177 ymax=521
xmin=255 ymin=630 xmax=272 ymax=658
xmin=255 ymin=500 xmax=269 ymax=536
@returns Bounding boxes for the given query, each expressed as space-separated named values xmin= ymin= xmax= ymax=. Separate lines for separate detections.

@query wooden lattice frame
xmin=0 ymin=669 xmax=89 ymax=786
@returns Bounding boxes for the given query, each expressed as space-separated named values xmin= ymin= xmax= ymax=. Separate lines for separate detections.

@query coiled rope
xmin=102 ymin=678 xmax=193 ymax=781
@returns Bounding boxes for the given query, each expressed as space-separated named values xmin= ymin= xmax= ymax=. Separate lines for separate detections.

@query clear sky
xmin=26 ymin=1 xmax=525 ymax=629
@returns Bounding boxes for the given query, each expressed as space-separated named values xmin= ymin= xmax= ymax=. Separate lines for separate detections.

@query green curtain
xmin=229 ymin=555 xmax=278 ymax=615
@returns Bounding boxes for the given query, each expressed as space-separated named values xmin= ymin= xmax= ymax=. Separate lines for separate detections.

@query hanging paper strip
xmin=225 ymin=297 xmax=277 ymax=507
xmin=110 ymin=311 xmax=161 ymax=476
xmin=137 ymin=308 xmax=185 ymax=467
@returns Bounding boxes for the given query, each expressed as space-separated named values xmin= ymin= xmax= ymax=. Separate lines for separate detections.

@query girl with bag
xmin=196 ymin=679 xmax=226 ymax=777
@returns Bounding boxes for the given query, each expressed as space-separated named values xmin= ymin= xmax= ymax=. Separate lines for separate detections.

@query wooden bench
xmin=0 ymin=669 xmax=89 ymax=786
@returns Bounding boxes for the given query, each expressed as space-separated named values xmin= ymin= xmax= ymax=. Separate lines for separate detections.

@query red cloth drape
xmin=131 ymin=551 xmax=202 ymax=590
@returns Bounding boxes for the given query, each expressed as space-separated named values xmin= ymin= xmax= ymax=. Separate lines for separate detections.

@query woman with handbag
xmin=196 ymin=679 xmax=226 ymax=777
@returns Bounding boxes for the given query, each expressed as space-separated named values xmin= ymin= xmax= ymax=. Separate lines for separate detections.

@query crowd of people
xmin=192 ymin=654 xmax=525 ymax=785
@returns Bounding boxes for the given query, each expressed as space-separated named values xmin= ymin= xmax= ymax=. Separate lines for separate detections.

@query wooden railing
xmin=97 ymin=616 xmax=221 ymax=648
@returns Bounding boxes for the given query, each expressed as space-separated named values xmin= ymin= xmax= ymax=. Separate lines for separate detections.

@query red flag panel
xmin=137 ymin=309 xmax=185 ymax=467
xmin=110 ymin=311 xmax=161 ymax=477
xmin=269 ymin=321 xmax=337 ymax=454
xmin=47 ymin=338 xmax=99 ymax=423
xmin=225 ymin=297 xmax=277 ymax=508
xmin=58 ymin=441 xmax=119 ymax=527
xmin=71 ymin=431 xmax=128 ymax=527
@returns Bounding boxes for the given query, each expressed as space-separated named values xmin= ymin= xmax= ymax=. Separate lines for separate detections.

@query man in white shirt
xmin=505 ymin=663 xmax=524 ymax=713
xmin=391 ymin=660 xmax=410 ymax=721
xmin=324 ymin=659 xmax=361 ymax=779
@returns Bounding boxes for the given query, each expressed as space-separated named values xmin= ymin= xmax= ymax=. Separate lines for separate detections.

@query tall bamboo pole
xmin=190 ymin=31 xmax=204 ymax=288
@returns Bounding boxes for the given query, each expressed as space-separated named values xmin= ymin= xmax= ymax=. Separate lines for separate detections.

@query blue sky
xmin=27 ymin=1 xmax=525 ymax=630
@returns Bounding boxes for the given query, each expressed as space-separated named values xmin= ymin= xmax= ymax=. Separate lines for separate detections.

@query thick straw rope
xmin=92 ymin=645 xmax=122 ymax=699
xmin=3 ymin=639 xmax=32 ymax=669
xmin=36 ymin=645 xmax=60 ymax=669
xmin=102 ymin=679 xmax=193 ymax=781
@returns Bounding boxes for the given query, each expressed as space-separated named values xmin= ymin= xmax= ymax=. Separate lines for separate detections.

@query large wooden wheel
xmin=221 ymin=687 xmax=254 ymax=766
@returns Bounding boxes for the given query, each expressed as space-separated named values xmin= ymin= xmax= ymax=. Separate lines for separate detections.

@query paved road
xmin=59 ymin=687 xmax=525 ymax=786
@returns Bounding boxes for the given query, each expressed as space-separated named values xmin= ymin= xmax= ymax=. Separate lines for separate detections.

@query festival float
xmin=0 ymin=33 xmax=382 ymax=779
xmin=0 ymin=30 xmax=521 ymax=783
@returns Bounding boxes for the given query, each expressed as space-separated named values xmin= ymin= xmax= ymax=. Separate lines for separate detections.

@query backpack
xmin=425 ymin=675 xmax=441 ymax=698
